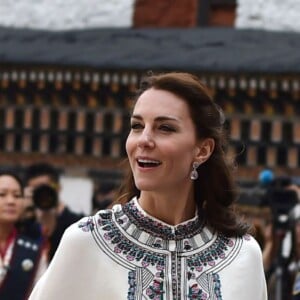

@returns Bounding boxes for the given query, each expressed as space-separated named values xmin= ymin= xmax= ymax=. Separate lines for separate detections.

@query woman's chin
xmin=135 ymin=181 xmax=158 ymax=192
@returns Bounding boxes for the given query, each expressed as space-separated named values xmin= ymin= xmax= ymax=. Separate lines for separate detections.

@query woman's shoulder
xmin=234 ymin=233 xmax=263 ymax=261
xmin=61 ymin=205 xmax=121 ymax=244
xmin=50 ymin=215 xmax=100 ymax=259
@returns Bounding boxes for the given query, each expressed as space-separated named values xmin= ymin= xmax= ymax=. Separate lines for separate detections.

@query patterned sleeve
xmin=28 ymin=216 xmax=97 ymax=300
xmin=220 ymin=235 xmax=268 ymax=300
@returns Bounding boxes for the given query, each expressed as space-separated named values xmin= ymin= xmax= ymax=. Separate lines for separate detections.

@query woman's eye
xmin=131 ymin=123 xmax=143 ymax=130
xmin=159 ymin=125 xmax=176 ymax=132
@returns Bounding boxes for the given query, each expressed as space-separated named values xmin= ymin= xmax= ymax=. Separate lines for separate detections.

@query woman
xmin=0 ymin=170 xmax=46 ymax=300
xmin=29 ymin=72 xmax=267 ymax=299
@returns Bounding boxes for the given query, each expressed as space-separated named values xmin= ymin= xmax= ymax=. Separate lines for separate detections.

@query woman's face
xmin=126 ymin=88 xmax=201 ymax=193
xmin=0 ymin=175 xmax=24 ymax=224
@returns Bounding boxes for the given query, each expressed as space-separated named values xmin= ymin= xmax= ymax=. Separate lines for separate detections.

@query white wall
xmin=0 ymin=0 xmax=135 ymax=30
xmin=236 ymin=0 xmax=300 ymax=32
xmin=59 ymin=175 xmax=94 ymax=215
xmin=1 ymin=0 xmax=300 ymax=32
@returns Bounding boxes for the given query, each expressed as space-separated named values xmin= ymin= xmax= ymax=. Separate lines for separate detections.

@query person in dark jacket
xmin=23 ymin=163 xmax=85 ymax=262
xmin=0 ymin=169 xmax=46 ymax=300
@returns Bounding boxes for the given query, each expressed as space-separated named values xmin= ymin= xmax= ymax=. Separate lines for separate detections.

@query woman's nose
xmin=6 ymin=193 xmax=17 ymax=203
xmin=137 ymin=131 xmax=155 ymax=148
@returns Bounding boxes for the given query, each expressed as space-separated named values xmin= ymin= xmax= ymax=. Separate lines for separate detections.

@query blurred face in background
xmin=25 ymin=174 xmax=59 ymax=210
xmin=23 ymin=175 xmax=56 ymax=221
xmin=26 ymin=175 xmax=56 ymax=191
xmin=21 ymin=186 xmax=36 ymax=221
xmin=26 ymin=175 xmax=59 ymax=237
xmin=0 ymin=175 xmax=24 ymax=225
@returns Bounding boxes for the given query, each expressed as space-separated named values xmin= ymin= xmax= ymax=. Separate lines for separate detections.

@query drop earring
xmin=190 ymin=162 xmax=200 ymax=180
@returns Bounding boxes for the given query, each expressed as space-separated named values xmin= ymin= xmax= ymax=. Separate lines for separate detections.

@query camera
xmin=265 ymin=187 xmax=298 ymax=230
xmin=32 ymin=184 xmax=58 ymax=210
xmin=238 ymin=175 xmax=298 ymax=231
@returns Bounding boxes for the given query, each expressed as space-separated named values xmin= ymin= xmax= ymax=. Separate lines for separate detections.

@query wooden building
xmin=0 ymin=26 xmax=299 ymax=181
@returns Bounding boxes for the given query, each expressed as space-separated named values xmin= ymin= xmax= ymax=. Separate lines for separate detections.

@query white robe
xmin=29 ymin=198 xmax=267 ymax=300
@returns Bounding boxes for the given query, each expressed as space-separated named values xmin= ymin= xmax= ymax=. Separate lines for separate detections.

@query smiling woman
xmin=125 ymin=88 xmax=201 ymax=203
xmin=29 ymin=72 xmax=267 ymax=300
xmin=0 ymin=170 xmax=46 ymax=300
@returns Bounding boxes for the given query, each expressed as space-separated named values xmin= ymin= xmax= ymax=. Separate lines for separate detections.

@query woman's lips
xmin=136 ymin=158 xmax=162 ymax=168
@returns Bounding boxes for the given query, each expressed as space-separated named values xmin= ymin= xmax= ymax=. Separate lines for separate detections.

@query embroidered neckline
xmin=79 ymin=205 xmax=235 ymax=300
xmin=122 ymin=198 xmax=205 ymax=240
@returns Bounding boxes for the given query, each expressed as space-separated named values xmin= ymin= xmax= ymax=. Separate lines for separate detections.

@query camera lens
xmin=32 ymin=184 xmax=58 ymax=210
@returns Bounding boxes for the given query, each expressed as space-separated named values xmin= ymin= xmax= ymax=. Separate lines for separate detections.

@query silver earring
xmin=190 ymin=162 xmax=200 ymax=180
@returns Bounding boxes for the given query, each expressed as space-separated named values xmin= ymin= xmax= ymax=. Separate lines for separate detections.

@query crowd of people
xmin=0 ymin=169 xmax=46 ymax=299
xmin=238 ymin=175 xmax=300 ymax=299
xmin=0 ymin=163 xmax=85 ymax=299
xmin=0 ymin=72 xmax=299 ymax=299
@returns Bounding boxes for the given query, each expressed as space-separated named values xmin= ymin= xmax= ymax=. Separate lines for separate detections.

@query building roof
xmin=1 ymin=26 xmax=300 ymax=74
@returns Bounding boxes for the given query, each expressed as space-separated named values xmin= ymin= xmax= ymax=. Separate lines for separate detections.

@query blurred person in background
xmin=0 ymin=169 xmax=47 ymax=300
xmin=23 ymin=163 xmax=85 ymax=263
xmin=17 ymin=185 xmax=43 ymax=242
xmin=285 ymin=178 xmax=300 ymax=299
xmin=91 ymin=181 xmax=118 ymax=213
xmin=289 ymin=200 xmax=300 ymax=300
xmin=253 ymin=175 xmax=300 ymax=300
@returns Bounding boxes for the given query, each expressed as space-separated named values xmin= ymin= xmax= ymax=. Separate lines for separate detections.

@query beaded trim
xmin=122 ymin=199 xmax=204 ymax=240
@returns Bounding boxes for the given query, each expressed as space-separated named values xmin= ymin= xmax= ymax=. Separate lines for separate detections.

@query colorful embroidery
xmin=212 ymin=274 xmax=222 ymax=300
xmin=187 ymin=273 xmax=222 ymax=300
xmin=123 ymin=200 xmax=204 ymax=240
xmin=146 ymin=270 xmax=165 ymax=300
xmin=127 ymin=270 xmax=136 ymax=300
xmin=78 ymin=217 xmax=95 ymax=232
xmin=243 ymin=234 xmax=251 ymax=241
xmin=82 ymin=200 xmax=241 ymax=299
xmin=97 ymin=209 xmax=166 ymax=269
xmin=187 ymin=235 xmax=233 ymax=269
xmin=187 ymin=284 xmax=208 ymax=300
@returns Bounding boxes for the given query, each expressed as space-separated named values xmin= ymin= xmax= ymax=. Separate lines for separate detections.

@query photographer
xmin=23 ymin=163 xmax=85 ymax=263
xmin=288 ymin=202 xmax=300 ymax=300
xmin=237 ymin=172 xmax=300 ymax=300
xmin=261 ymin=176 xmax=299 ymax=300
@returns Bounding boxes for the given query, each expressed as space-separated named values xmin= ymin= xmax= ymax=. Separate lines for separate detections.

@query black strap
xmin=0 ymin=234 xmax=42 ymax=300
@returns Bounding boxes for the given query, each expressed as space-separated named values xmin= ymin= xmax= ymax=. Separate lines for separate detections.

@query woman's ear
xmin=195 ymin=138 xmax=215 ymax=163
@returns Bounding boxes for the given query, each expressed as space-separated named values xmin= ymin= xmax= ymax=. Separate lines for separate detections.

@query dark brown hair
xmin=0 ymin=169 xmax=24 ymax=196
xmin=116 ymin=72 xmax=251 ymax=237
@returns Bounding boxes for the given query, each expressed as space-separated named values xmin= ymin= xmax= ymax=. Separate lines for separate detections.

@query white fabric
xmin=29 ymin=199 xmax=267 ymax=299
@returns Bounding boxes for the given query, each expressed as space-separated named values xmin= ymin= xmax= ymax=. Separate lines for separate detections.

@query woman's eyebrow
xmin=131 ymin=114 xmax=180 ymax=122
xmin=130 ymin=114 xmax=142 ymax=120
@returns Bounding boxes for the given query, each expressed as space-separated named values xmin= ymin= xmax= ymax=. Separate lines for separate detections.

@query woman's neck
xmin=0 ymin=224 xmax=15 ymax=241
xmin=0 ymin=223 xmax=16 ymax=253
xmin=138 ymin=190 xmax=196 ymax=226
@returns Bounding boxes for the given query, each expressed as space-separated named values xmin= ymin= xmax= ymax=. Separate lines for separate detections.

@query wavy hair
xmin=115 ymin=72 xmax=251 ymax=237
xmin=0 ymin=169 xmax=24 ymax=196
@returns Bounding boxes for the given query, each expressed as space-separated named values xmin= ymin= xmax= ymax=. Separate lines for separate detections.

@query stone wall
xmin=236 ymin=0 xmax=300 ymax=32
xmin=0 ymin=0 xmax=198 ymax=29
xmin=0 ymin=0 xmax=136 ymax=30
xmin=1 ymin=0 xmax=300 ymax=32
xmin=1 ymin=1 xmax=299 ymax=181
